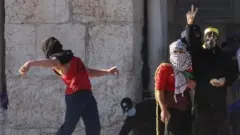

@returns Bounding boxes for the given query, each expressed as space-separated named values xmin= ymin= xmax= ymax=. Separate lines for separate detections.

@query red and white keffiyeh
xmin=169 ymin=40 xmax=192 ymax=102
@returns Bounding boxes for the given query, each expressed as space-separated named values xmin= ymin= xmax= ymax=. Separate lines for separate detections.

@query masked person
xmin=18 ymin=37 xmax=119 ymax=135
xmin=185 ymin=5 xmax=236 ymax=135
xmin=119 ymin=97 xmax=165 ymax=135
xmin=155 ymin=39 xmax=196 ymax=135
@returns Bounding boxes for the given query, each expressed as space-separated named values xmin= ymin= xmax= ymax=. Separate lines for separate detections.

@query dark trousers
xmin=159 ymin=120 xmax=165 ymax=135
xmin=167 ymin=108 xmax=192 ymax=135
xmin=194 ymin=105 xmax=229 ymax=135
xmin=139 ymin=121 xmax=165 ymax=135
xmin=56 ymin=90 xmax=101 ymax=135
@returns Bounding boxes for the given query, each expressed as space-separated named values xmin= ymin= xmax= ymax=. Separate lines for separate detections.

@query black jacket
xmin=119 ymin=99 xmax=164 ymax=135
xmin=185 ymin=24 xmax=236 ymax=106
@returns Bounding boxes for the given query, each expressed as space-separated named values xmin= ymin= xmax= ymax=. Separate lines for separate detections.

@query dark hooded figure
xmin=185 ymin=6 xmax=236 ymax=135
xmin=119 ymin=97 xmax=165 ymax=135
xmin=181 ymin=24 xmax=202 ymax=53
xmin=19 ymin=37 xmax=119 ymax=135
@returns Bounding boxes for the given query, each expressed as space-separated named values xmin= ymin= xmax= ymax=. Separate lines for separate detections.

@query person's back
xmin=53 ymin=56 xmax=92 ymax=94
xmin=52 ymin=58 xmax=70 ymax=76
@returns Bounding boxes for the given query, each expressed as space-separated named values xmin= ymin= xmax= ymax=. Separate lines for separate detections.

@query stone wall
xmin=2 ymin=0 xmax=143 ymax=135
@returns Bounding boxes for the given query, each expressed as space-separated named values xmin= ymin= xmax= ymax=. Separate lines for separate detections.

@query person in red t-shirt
xmin=155 ymin=39 xmax=196 ymax=135
xmin=19 ymin=37 xmax=119 ymax=135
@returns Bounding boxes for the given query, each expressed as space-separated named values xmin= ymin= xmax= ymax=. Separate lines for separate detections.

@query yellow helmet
xmin=202 ymin=27 xmax=220 ymax=49
xmin=204 ymin=27 xmax=219 ymax=36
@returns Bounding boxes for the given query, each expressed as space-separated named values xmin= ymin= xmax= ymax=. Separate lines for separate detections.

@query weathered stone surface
xmin=0 ymin=108 xmax=4 ymax=124
xmin=5 ymin=129 xmax=40 ymax=135
xmin=40 ymin=128 xmax=57 ymax=135
xmin=5 ymin=23 xmax=86 ymax=76
xmin=88 ymin=24 xmax=141 ymax=128
xmin=0 ymin=109 xmax=4 ymax=135
xmin=90 ymin=76 xmax=127 ymax=127
xmin=0 ymin=126 xmax=3 ymax=135
xmin=6 ymin=77 xmax=65 ymax=129
xmin=5 ymin=24 xmax=36 ymax=77
xmin=4 ymin=0 xmax=143 ymax=134
xmin=101 ymin=123 xmax=123 ymax=135
xmin=5 ymin=128 xmax=22 ymax=135
xmin=71 ymin=128 xmax=85 ymax=135
xmin=36 ymin=24 xmax=86 ymax=59
xmin=35 ymin=23 xmax=86 ymax=75
xmin=5 ymin=0 xmax=69 ymax=23
xmin=40 ymin=127 xmax=85 ymax=135
xmin=88 ymin=24 xmax=134 ymax=71
xmin=23 ymin=129 xmax=41 ymax=135
xmin=71 ymin=0 xmax=134 ymax=22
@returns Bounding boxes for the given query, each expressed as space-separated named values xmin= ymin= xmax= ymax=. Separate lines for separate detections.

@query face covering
xmin=42 ymin=37 xmax=63 ymax=58
xmin=125 ymin=107 xmax=136 ymax=117
xmin=204 ymin=37 xmax=218 ymax=49
xmin=170 ymin=53 xmax=191 ymax=71
xmin=169 ymin=40 xmax=192 ymax=102
xmin=169 ymin=40 xmax=192 ymax=71
xmin=204 ymin=29 xmax=220 ymax=49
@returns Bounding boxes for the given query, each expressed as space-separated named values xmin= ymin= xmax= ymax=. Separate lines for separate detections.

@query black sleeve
xmin=223 ymin=53 xmax=237 ymax=86
xmin=185 ymin=24 xmax=202 ymax=53
xmin=119 ymin=118 xmax=135 ymax=135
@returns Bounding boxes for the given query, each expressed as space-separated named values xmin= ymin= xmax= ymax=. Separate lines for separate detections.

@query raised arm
xmin=19 ymin=59 xmax=61 ymax=75
xmin=185 ymin=5 xmax=202 ymax=53
xmin=224 ymin=52 xmax=238 ymax=86
xmin=18 ymin=52 xmax=73 ymax=75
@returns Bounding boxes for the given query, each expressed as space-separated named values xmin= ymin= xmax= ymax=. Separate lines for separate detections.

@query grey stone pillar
xmin=147 ymin=0 xmax=168 ymax=93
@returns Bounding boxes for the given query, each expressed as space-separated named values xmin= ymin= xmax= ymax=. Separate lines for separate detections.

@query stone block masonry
xmin=2 ymin=0 xmax=143 ymax=135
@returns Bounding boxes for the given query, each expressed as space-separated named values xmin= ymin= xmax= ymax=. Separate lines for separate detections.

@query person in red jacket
xmin=155 ymin=39 xmax=196 ymax=135
xmin=18 ymin=37 xmax=119 ymax=135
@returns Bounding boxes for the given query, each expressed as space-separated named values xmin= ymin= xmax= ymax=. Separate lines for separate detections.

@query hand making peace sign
xmin=186 ymin=5 xmax=198 ymax=25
